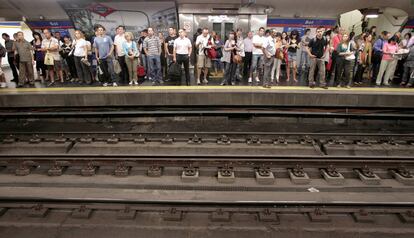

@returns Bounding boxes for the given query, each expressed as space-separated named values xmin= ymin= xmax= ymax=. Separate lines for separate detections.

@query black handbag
xmin=168 ymin=62 xmax=181 ymax=79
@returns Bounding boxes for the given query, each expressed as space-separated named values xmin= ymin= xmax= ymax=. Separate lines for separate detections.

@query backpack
xmin=168 ymin=62 xmax=181 ymax=79
xmin=0 ymin=44 xmax=6 ymax=58
xmin=204 ymin=37 xmax=217 ymax=59
xmin=137 ymin=65 xmax=146 ymax=77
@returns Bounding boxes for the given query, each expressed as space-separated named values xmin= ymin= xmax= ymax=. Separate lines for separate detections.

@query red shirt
xmin=332 ymin=34 xmax=342 ymax=51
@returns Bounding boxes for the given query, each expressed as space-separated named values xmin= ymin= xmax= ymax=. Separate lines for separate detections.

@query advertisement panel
xmin=60 ymin=1 xmax=177 ymax=39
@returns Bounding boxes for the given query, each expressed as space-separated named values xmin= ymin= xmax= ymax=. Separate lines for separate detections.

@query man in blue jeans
xmin=249 ymin=27 xmax=266 ymax=85
xmin=144 ymin=27 xmax=163 ymax=85
xmin=93 ymin=24 xmax=117 ymax=87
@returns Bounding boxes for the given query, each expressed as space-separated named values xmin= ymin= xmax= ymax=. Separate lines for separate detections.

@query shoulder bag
xmin=345 ymin=42 xmax=356 ymax=61
xmin=44 ymin=41 xmax=55 ymax=66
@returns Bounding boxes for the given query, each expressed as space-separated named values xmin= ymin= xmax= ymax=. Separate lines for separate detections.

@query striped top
xmin=143 ymin=36 xmax=161 ymax=56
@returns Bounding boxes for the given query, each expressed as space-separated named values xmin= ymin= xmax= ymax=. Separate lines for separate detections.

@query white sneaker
xmin=134 ymin=81 xmax=139 ymax=85
xmin=113 ymin=82 xmax=118 ymax=87
xmin=255 ymin=77 xmax=260 ymax=82
xmin=0 ymin=82 xmax=6 ymax=88
xmin=196 ymin=79 xmax=201 ymax=85
xmin=129 ymin=81 xmax=133 ymax=85
xmin=203 ymin=79 xmax=208 ymax=84
xmin=103 ymin=83 xmax=108 ymax=87
xmin=248 ymin=77 xmax=252 ymax=83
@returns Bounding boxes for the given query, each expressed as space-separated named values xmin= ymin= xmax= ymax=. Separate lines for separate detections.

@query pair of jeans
xmin=18 ymin=61 xmax=34 ymax=85
xmin=125 ymin=56 xmax=139 ymax=83
xmin=263 ymin=56 xmax=274 ymax=86
xmin=333 ymin=56 xmax=345 ymax=86
xmin=250 ymin=54 xmax=264 ymax=80
xmin=74 ymin=56 xmax=92 ymax=84
xmin=271 ymin=57 xmax=282 ymax=82
xmin=376 ymin=59 xmax=393 ymax=85
xmin=308 ymin=58 xmax=326 ymax=86
xmin=299 ymin=50 xmax=310 ymax=70
xmin=243 ymin=52 xmax=252 ymax=78
xmin=8 ymin=57 xmax=19 ymax=81
xmin=118 ymin=56 xmax=129 ymax=84
xmin=65 ymin=55 xmax=77 ymax=79
xmin=402 ymin=66 xmax=414 ymax=85
xmin=337 ymin=59 xmax=355 ymax=86
xmin=140 ymin=54 xmax=148 ymax=76
xmin=371 ymin=51 xmax=383 ymax=83
xmin=354 ymin=64 xmax=366 ymax=83
xmin=222 ymin=61 xmax=237 ymax=85
xmin=176 ymin=54 xmax=190 ymax=86
xmin=35 ymin=59 xmax=46 ymax=77
xmin=329 ymin=51 xmax=339 ymax=83
xmin=147 ymin=55 xmax=162 ymax=83
xmin=98 ymin=58 xmax=116 ymax=84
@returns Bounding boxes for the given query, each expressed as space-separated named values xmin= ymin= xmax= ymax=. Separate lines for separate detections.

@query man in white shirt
xmin=250 ymin=27 xmax=266 ymax=85
xmin=173 ymin=29 xmax=192 ymax=86
xmin=41 ymin=29 xmax=63 ymax=86
xmin=262 ymin=30 xmax=276 ymax=88
xmin=114 ymin=25 xmax=129 ymax=85
xmin=195 ymin=28 xmax=214 ymax=85
xmin=243 ymin=31 xmax=254 ymax=79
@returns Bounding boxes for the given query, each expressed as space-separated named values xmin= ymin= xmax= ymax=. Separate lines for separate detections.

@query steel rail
xmin=0 ymin=197 xmax=413 ymax=208
xmin=1 ymin=132 xmax=414 ymax=137
xmin=1 ymin=109 xmax=414 ymax=119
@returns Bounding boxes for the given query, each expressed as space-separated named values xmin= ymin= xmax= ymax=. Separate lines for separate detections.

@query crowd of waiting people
xmin=0 ymin=24 xmax=413 ymax=89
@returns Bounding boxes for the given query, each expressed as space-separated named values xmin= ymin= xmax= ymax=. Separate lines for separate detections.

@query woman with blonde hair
xmin=122 ymin=32 xmax=140 ymax=85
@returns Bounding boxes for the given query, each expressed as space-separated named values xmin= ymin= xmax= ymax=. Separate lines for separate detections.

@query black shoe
xmin=310 ymin=84 xmax=315 ymax=89
xmin=322 ymin=86 xmax=328 ymax=89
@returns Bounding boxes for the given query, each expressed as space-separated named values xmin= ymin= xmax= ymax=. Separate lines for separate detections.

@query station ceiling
xmin=0 ymin=0 xmax=411 ymax=21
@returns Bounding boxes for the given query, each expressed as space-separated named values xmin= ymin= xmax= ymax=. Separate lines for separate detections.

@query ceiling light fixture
xmin=361 ymin=8 xmax=381 ymax=19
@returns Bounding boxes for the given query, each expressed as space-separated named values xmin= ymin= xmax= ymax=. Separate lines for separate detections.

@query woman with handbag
xmin=282 ymin=32 xmax=290 ymax=82
xmin=271 ymin=32 xmax=284 ymax=85
xmin=221 ymin=31 xmax=240 ymax=86
xmin=336 ymin=32 xmax=356 ymax=88
xmin=354 ymin=34 xmax=372 ymax=85
xmin=122 ymin=32 xmax=140 ymax=85
xmin=212 ymin=32 xmax=224 ymax=76
xmin=61 ymin=36 xmax=78 ymax=82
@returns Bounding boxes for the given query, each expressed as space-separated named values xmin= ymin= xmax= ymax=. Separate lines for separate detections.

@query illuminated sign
xmin=208 ymin=15 xmax=235 ymax=23
xmin=88 ymin=3 xmax=116 ymax=17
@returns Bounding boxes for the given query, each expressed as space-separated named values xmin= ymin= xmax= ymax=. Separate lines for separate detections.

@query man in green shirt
xmin=13 ymin=31 xmax=34 ymax=87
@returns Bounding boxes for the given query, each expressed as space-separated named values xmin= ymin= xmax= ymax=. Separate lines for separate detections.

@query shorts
xmin=197 ymin=54 xmax=212 ymax=68
xmin=47 ymin=60 xmax=63 ymax=71
xmin=288 ymin=52 xmax=297 ymax=63
xmin=61 ymin=59 xmax=69 ymax=71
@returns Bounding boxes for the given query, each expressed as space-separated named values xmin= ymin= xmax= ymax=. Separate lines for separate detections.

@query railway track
xmin=0 ymin=113 xmax=413 ymax=237
xmin=0 ymin=199 xmax=413 ymax=237
xmin=1 ymin=132 xmax=414 ymax=157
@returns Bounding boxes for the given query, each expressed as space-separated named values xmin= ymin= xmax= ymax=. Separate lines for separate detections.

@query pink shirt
xmin=382 ymin=42 xmax=399 ymax=61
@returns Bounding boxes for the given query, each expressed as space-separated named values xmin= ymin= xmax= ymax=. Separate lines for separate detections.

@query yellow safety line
xmin=0 ymin=86 xmax=413 ymax=93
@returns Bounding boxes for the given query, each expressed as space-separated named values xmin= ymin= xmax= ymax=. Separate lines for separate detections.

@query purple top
xmin=33 ymin=42 xmax=44 ymax=61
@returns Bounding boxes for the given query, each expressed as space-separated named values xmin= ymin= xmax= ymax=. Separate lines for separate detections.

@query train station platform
xmin=0 ymin=86 xmax=413 ymax=109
